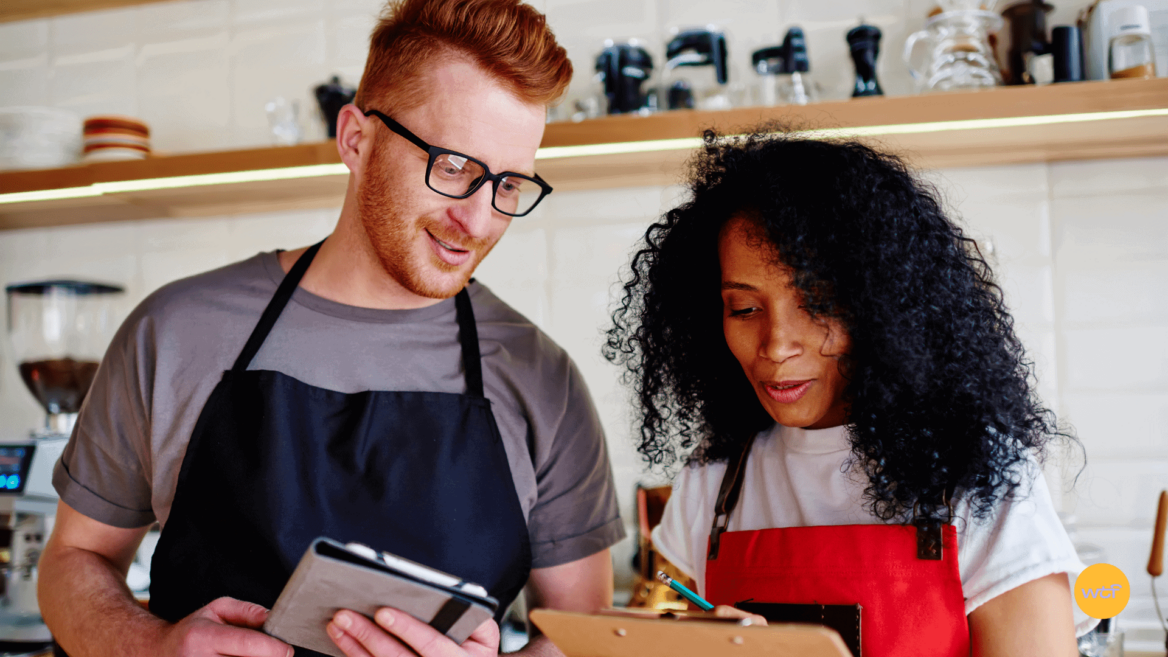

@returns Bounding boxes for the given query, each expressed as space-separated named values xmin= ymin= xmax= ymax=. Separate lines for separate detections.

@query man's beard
xmin=357 ymin=146 xmax=494 ymax=299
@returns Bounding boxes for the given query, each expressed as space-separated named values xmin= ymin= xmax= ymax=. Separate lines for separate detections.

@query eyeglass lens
xmin=429 ymin=153 xmax=541 ymax=216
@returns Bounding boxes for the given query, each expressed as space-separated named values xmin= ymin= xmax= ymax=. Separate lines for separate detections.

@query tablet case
xmin=263 ymin=538 xmax=498 ymax=657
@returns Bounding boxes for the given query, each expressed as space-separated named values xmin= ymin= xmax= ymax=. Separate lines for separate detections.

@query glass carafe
xmin=904 ymin=9 xmax=1004 ymax=92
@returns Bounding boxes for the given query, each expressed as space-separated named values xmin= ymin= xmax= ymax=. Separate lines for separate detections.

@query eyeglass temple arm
xmin=362 ymin=109 xmax=431 ymax=153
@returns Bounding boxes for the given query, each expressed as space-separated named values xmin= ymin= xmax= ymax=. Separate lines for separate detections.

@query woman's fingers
xmin=711 ymin=605 xmax=768 ymax=626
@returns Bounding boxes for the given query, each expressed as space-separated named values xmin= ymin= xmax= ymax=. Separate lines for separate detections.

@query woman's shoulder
xmin=668 ymin=458 xmax=730 ymax=513
xmin=954 ymin=455 xmax=1086 ymax=619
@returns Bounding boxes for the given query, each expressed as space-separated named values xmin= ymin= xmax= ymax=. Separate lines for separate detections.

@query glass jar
xmin=1108 ymin=6 xmax=1156 ymax=80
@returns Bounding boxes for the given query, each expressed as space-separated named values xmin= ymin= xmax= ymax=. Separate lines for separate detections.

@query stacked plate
xmin=0 ymin=107 xmax=82 ymax=171
xmin=83 ymin=116 xmax=151 ymax=162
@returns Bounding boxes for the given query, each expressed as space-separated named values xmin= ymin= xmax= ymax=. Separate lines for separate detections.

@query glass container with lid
xmin=1108 ymin=5 xmax=1157 ymax=80
xmin=6 ymin=280 xmax=125 ymax=436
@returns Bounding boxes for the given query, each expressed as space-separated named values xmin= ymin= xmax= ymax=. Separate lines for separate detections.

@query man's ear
xmin=336 ymin=104 xmax=372 ymax=175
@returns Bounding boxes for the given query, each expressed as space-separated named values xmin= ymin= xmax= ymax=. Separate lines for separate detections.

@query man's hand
xmin=153 ymin=597 xmax=293 ymax=657
xmin=327 ymin=607 xmax=499 ymax=657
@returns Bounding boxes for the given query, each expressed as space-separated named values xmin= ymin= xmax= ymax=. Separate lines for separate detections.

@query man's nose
xmin=449 ymin=182 xmax=496 ymax=239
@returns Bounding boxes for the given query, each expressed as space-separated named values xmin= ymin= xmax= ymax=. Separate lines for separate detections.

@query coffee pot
xmin=847 ymin=23 xmax=885 ymax=96
xmin=595 ymin=40 xmax=655 ymax=114
xmin=904 ymin=9 xmax=1004 ymax=92
xmin=664 ymin=27 xmax=730 ymax=110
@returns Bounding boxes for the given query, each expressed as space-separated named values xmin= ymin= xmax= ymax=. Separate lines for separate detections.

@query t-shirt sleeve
xmin=957 ymin=459 xmax=1095 ymax=635
xmin=650 ymin=465 xmax=700 ymax=582
xmin=525 ymin=358 xmax=626 ymax=569
xmin=52 ymin=307 xmax=156 ymax=529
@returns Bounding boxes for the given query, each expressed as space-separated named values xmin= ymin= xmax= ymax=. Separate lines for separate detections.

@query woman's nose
xmin=760 ymin=319 xmax=803 ymax=363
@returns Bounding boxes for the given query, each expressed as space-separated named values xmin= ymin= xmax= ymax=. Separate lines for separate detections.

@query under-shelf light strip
xmin=3 ymin=108 xmax=1167 ymax=205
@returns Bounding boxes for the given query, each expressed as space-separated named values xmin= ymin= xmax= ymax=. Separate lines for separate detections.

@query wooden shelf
xmin=2 ymin=77 xmax=1167 ymax=230
xmin=0 ymin=0 xmax=180 ymax=23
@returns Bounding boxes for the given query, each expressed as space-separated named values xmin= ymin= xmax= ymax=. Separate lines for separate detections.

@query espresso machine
xmin=0 ymin=280 xmax=125 ymax=651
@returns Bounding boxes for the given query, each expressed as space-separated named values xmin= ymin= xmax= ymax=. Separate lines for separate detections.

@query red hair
xmin=355 ymin=0 xmax=573 ymax=113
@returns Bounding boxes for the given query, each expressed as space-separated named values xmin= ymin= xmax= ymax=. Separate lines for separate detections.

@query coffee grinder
xmin=595 ymin=40 xmax=655 ymax=115
xmin=0 ymin=280 xmax=125 ymax=649
xmin=847 ymin=23 xmax=885 ymax=97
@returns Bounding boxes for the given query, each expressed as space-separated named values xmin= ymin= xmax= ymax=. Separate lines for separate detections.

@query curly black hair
xmin=604 ymin=126 xmax=1077 ymax=522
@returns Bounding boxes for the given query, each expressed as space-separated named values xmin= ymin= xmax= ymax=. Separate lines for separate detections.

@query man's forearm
xmin=39 ymin=543 xmax=166 ymax=657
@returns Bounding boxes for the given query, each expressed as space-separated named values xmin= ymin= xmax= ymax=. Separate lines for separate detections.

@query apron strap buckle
xmin=914 ymin=517 xmax=944 ymax=560
xmin=911 ymin=492 xmax=954 ymax=561
xmin=708 ymin=513 xmax=729 ymax=560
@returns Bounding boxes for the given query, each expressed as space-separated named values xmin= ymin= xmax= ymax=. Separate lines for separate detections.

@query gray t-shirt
xmin=54 ymin=252 xmax=624 ymax=569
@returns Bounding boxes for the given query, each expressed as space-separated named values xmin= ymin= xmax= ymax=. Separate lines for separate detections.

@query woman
xmin=605 ymin=129 xmax=1089 ymax=656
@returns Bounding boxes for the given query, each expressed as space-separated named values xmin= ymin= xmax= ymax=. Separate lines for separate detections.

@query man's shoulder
xmin=134 ymin=252 xmax=277 ymax=326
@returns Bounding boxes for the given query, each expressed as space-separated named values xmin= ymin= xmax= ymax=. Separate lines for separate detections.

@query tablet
xmin=263 ymin=538 xmax=498 ymax=657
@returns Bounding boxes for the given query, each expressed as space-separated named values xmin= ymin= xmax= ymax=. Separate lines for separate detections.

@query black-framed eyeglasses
xmin=363 ymin=109 xmax=552 ymax=217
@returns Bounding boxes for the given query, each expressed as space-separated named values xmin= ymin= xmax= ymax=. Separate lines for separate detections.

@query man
xmin=37 ymin=1 xmax=624 ymax=656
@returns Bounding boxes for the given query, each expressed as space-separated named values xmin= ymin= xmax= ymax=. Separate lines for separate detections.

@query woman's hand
xmin=710 ymin=605 xmax=768 ymax=626
xmin=328 ymin=607 xmax=499 ymax=657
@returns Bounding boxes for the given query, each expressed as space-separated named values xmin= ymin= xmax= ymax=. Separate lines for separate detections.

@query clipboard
xmin=529 ymin=609 xmax=853 ymax=657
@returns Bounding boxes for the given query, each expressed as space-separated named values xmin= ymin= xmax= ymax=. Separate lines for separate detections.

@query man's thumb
xmin=207 ymin=596 xmax=270 ymax=628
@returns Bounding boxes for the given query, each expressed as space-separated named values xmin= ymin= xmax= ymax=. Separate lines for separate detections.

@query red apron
xmin=703 ymin=438 xmax=970 ymax=657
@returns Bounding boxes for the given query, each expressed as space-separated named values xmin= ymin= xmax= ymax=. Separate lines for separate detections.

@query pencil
xmin=657 ymin=571 xmax=715 ymax=611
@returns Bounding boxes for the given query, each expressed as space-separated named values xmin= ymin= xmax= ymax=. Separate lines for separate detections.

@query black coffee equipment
xmin=664 ymin=28 xmax=730 ymax=110
xmin=1001 ymin=0 xmax=1055 ymax=84
xmin=1051 ymin=25 xmax=1084 ymax=82
xmin=780 ymin=27 xmax=819 ymax=105
xmin=751 ymin=45 xmax=785 ymax=106
xmin=314 ymin=75 xmax=357 ymax=138
xmin=847 ymin=24 xmax=884 ymax=97
xmin=596 ymin=42 xmax=655 ymax=114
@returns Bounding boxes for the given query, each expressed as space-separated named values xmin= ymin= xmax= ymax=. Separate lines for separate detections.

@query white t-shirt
xmin=652 ymin=423 xmax=1096 ymax=635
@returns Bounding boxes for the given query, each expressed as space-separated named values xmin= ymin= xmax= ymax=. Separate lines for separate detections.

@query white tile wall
xmin=1 ymin=0 xmax=1167 ymax=649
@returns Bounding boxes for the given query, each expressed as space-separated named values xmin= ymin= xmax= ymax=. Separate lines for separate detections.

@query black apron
xmin=148 ymin=242 xmax=532 ymax=644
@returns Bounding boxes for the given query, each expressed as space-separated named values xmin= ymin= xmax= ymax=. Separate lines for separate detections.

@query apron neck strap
xmin=454 ymin=286 xmax=484 ymax=399
xmin=233 ymin=241 xmax=324 ymax=372
xmin=708 ymin=436 xmax=754 ymax=560
xmin=232 ymin=244 xmax=485 ymax=399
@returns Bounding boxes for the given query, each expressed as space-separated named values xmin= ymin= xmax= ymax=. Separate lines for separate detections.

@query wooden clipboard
xmin=529 ymin=609 xmax=853 ymax=657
